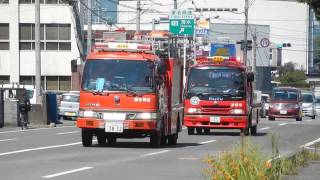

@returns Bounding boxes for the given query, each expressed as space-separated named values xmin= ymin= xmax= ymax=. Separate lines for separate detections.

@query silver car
xmin=58 ymin=93 xmax=79 ymax=120
xmin=316 ymin=97 xmax=320 ymax=115
xmin=302 ymin=91 xmax=316 ymax=119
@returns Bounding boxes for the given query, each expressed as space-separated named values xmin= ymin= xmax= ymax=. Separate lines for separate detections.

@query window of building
xmin=0 ymin=76 xmax=10 ymax=84
xmin=59 ymin=76 xmax=71 ymax=91
xmin=0 ymin=0 xmax=9 ymax=4
xmin=19 ymin=0 xmax=67 ymax=4
xmin=20 ymin=76 xmax=71 ymax=91
xmin=46 ymin=76 xmax=58 ymax=90
xmin=0 ymin=24 xmax=9 ymax=50
xmin=19 ymin=23 xmax=71 ymax=51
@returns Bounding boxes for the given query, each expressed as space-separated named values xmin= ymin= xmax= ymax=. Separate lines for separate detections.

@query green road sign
xmin=169 ymin=9 xmax=195 ymax=36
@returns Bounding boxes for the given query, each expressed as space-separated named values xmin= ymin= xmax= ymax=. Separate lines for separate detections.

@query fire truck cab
xmin=77 ymin=32 xmax=183 ymax=148
xmin=183 ymin=56 xmax=259 ymax=135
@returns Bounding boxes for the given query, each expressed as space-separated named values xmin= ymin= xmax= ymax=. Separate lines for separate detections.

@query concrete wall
xmin=4 ymin=101 xmax=19 ymax=126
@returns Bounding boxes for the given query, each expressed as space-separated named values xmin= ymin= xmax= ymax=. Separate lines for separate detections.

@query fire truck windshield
xmin=82 ymin=59 xmax=154 ymax=93
xmin=187 ymin=67 xmax=245 ymax=99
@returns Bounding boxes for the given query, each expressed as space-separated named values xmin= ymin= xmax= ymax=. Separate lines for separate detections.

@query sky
xmin=116 ymin=0 xmax=309 ymax=69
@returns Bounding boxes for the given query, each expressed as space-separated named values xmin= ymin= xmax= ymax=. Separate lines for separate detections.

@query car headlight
xmin=231 ymin=109 xmax=244 ymax=114
xmin=79 ymin=110 xmax=99 ymax=118
xmin=264 ymin=103 xmax=269 ymax=109
xmin=187 ymin=108 xmax=201 ymax=113
xmin=135 ymin=112 xmax=158 ymax=120
xmin=303 ymin=104 xmax=313 ymax=108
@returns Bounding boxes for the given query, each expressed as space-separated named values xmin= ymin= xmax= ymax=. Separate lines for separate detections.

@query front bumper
xmin=59 ymin=108 xmax=78 ymax=117
xmin=302 ymin=108 xmax=315 ymax=117
xmin=268 ymin=108 xmax=300 ymax=118
xmin=184 ymin=115 xmax=248 ymax=129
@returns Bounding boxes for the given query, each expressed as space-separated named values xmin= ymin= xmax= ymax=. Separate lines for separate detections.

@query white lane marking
xmin=279 ymin=123 xmax=288 ymax=126
xmin=56 ymin=131 xmax=79 ymax=135
xmin=0 ymin=126 xmax=75 ymax=134
xmin=300 ymin=137 xmax=320 ymax=148
xmin=0 ymin=138 xmax=17 ymax=142
xmin=199 ymin=140 xmax=216 ymax=145
xmin=43 ymin=167 xmax=93 ymax=179
xmin=306 ymin=120 xmax=312 ymax=122
xmin=304 ymin=146 xmax=320 ymax=150
xmin=267 ymin=155 xmax=282 ymax=163
xmin=0 ymin=142 xmax=81 ymax=156
xmin=259 ymin=127 xmax=270 ymax=130
xmin=178 ymin=157 xmax=199 ymax=160
xmin=141 ymin=150 xmax=170 ymax=157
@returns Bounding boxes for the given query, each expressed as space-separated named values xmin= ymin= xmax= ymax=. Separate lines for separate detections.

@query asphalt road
xmin=1 ymin=117 xmax=320 ymax=180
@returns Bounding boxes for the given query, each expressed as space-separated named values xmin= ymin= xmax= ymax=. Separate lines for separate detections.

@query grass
xmin=203 ymin=135 xmax=320 ymax=180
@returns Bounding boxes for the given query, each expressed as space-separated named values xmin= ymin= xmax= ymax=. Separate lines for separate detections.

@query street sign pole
xmin=183 ymin=35 xmax=187 ymax=88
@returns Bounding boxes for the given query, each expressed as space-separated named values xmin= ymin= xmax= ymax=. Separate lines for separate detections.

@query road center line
xmin=141 ymin=150 xmax=170 ymax=157
xmin=301 ymin=137 xmax=320 ymax=148
xmin=42 ymin=167 xmax=93 ymax=179
xmin=306 ymin=120 xmax=312 ymax=122
xmin=199 ymin=140 xmax=216 ymax=145
xmin=260 ymin=127 xmax=270 ymax=130
xmin=0 ymin=138 xmax=17 ymax=142
xmin=56 ymin=131 xmax=79 ymax=135
xmin=279 ymin=123 xmax=288 ymax=126
xmin=0 ymin=142 xmax=81 ymax=156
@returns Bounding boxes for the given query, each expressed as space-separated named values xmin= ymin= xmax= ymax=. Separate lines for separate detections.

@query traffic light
xmin=282 ymin=43 xmax=291 ymax=47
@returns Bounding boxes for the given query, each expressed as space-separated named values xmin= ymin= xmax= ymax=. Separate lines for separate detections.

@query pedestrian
xmin=18 ymin=90 xmax=31 ymax=128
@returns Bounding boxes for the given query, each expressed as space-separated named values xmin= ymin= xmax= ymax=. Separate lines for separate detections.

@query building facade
xmin=0 ymin=0 xmax=80 ymax=91
xmin=308 ymin=6 xmax=320 ymax=76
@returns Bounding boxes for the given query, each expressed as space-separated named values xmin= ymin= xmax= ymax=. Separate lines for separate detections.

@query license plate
xmin=105 ymin=121 xmax=124 ymax=133
xmin=210 ymin=116 xmax=220 ymax=123
xmin=280 ymin=110 xmax=287 ymax=115
xmin=65 ymin=112 xmax=75 ymax=116
xmin=103 ymin=113 xmax=126 ymax=120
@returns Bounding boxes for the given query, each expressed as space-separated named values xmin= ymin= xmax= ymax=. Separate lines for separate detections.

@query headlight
xmin=264 ymin=103 xmax=269 ymax=109
xmin=79 ymin=110 xmax=99 ymax=118
xmin=135 ymin=112 xmax=158 ymax=119
xmin=187 ymin=108 xmax=201 ymax=113
xmin=231 ymin=109 xmax=244 ymax=114
xmin=190 ymin=96 xmax=200 ymax=105
xmin=303 ymin=104 xmax=312 ymax=108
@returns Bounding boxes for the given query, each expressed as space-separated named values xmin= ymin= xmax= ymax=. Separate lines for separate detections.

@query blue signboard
xmin=196 ymin=29 xmax=210 ymax=36
xmin=210 ymin=44 xmax=236 ymax=57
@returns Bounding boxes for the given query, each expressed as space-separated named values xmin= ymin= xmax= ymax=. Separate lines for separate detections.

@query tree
xmin=276 ymin=71 xmax=309 ymax=88
xmin=277 ymin=62 xmax=296 ymax=76
xmin=298 ymin=0 xmax=320 ymax=20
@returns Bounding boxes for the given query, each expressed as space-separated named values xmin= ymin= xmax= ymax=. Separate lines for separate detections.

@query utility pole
xmin=35 ymin=0 xmax=41 ymax=104
xmin=243 ymin=0 xmax=249 ymax=66
xmin=87 ymin=0 xmax=92 ymax=55
xmin=174 ymin=0 xmax=177 ymax=9
xmin=152 ymin=18 xmax=155 ymax=31
xmin=136 ymin=0 xmax=141 ymax=34
xmin=252 ymin=28 xmax=257 ymax=90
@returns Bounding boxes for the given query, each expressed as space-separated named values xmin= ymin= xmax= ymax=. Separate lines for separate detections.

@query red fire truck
xmin=183 ymin=56 xmax=259 ymax=135
xmin=76 ymin=32 xmax=183 ymax=147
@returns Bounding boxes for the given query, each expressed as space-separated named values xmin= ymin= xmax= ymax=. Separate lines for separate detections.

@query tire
xmin=97 ymin=133 xmax=106 ymax=146
xmin=81 ymin=129 xmax=93 ymax=147
xmin=312 ymin=115 xmax=316 ymax=119
xmin=187 ymin=127 xmax=194 ymax=135
xmin=203 ymin=128 xmax=210 ymax=135
xmin=250 ymin=125 xmax=257 ymax=136
xmin=168 ymin=133 xmax=178 ymax=145
xmin=161 ymin=135 xmax=167 ymax=145
xmin=241 ymin=128 xmax=250 ymax=136
xmin=268 ymin=116 xmax=275 ymax=121
xmin=196 ymin=128 xmax=203 ymax=135
xmin=296 ymin=117 xmax=302 ymax=121
xmin=150 ymin=131 xmax=162 ymax=148
xmin=107 ymin=137 xmax=117 ymax=145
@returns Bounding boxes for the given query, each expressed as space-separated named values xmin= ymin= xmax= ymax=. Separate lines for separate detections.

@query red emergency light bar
xmin=94 ymin=42 xmax=152 ymax=52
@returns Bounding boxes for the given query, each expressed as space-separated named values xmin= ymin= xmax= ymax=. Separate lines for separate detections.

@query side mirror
xmin=155 ymin=76 xmax=164 ymax=85
xmin=247 ymin=72 xmax=254 ymax=82
xmin=71 ymin=59 xmax=78 ymax=72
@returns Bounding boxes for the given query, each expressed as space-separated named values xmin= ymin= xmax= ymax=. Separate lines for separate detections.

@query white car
xmin=302 ymin=91 xmax=316 ymax=119
xmin=58 ymin=93 xmax=79 ymax=120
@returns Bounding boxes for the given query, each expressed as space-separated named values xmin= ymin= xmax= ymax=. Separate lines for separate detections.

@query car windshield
xmin=302 ymin=94 xmax=313 ymax=103
xmin=187 ymin=67 xmax=245 ymax=98
xmin=62 ymin=95 xmax=79 ymax=102
xmin=82 ymin=59 xmax=154 ymax=93
xmin=272 ymin=89 xmax=298 ymax=101
xmin=317 ymin=98 xmax=320 ymax=103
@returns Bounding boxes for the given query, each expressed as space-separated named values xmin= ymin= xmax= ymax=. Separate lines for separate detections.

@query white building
xmin=0 ymin=0 xmax=80 ymax=91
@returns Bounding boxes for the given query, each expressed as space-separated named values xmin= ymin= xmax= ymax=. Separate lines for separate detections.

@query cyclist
xmin=18 ymin=90 xmax=31 ymax=129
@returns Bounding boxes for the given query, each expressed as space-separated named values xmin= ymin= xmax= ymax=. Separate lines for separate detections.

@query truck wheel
xmin=241 ymin=128 xmax=250 ymax=136
xmin=268 ymin=116 xmax=275 ymax=121
xmin=203 ymin=128 xmax=210 ymax=135
xmin=150 ymin=131 xmax=162 ymax=148
xmin=97 ymin=133 xmax=106 ymax=146
xmin=81 ymin=129 xmax=93 ymax=147
xmin=296 ymin=117 xmax=302 ymax=121
xmin=107 ymin=137 xmax=117 ymax=145
xmin=168 ymin=133 xmax=178 ymax=145
xmin=196 ymin=128 xmax=203 ymax=135
xmin=250 ymin=125 xmax=257 ymax=136
xmin=187 ymin=127 xmax=194 ymax=135
xmin=161 ymin=135 xmax=167 ymax=145
xmin=312 ymin=115 xmax=316 ymax=119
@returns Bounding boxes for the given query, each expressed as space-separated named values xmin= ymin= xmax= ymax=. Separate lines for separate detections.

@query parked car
xmin=260 ymin=94 xmax=270 ymax=118
xmin=316 ymin=97 xmax=320 ymax=116
xmin=268 ymin=87 xmax=303 ymax=121
xmin=58 ymin=92 xmax=79 ymax=120
xmin=301 ymin=91 xmax=316 ymax=119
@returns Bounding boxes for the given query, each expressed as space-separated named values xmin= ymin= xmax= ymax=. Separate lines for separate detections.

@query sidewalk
xmin=282 ymin=161 xmax=320 ymax=180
